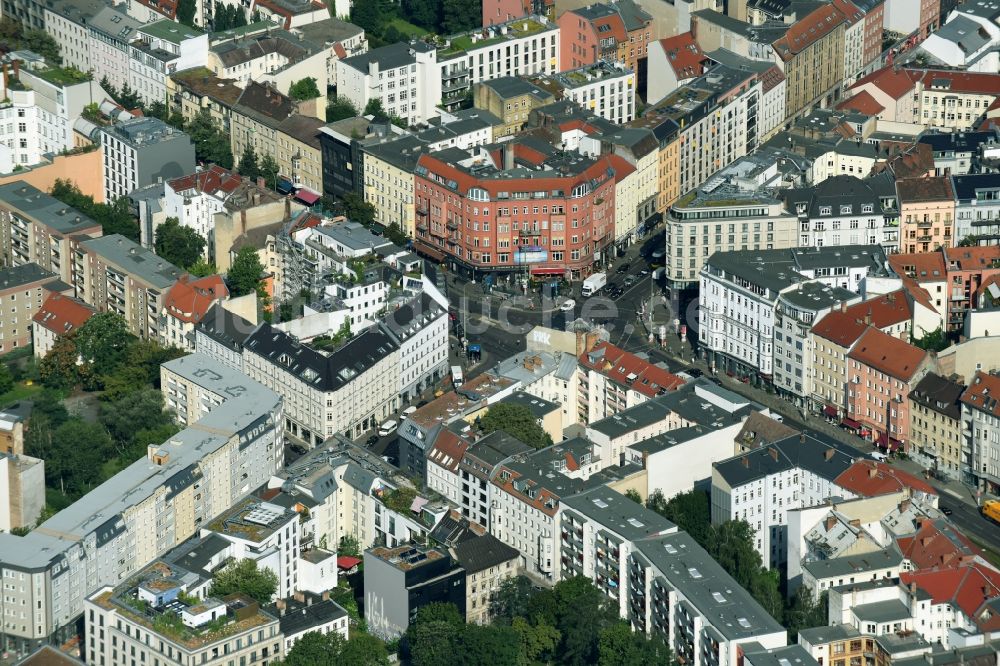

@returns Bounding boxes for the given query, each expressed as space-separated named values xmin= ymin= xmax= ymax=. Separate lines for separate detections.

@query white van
xmin=869 ymin=451 xmax=888 ymax=462
xmin=378 ymin=420 xmax=398 ymax=437
xmin=402 ymin=405 xmax=417 ymax=416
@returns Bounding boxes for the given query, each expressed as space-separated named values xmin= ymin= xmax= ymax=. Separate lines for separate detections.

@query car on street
xmin=686 ymin=368 xmax=703 ymax=378
xmin=638 ymin=268 xmax=650 ymax=277
xmin=623 ymin=275 xmax=637 ymax=287
xmin=607 ymin=285 xmax=623 ymax=298
xmin=366 ymin=435 xmax=379 ymax=447
xmin=560 ymin=299 xmax=576 ymax=311
xmin=941 ymin=506 xmax=953 ymax=516
xmin=616 ymin=263 xmax=631 ymax=274
xmin=416 ymin=400 xmax=429 ymax=408
xmin=290 ymin=444 xmax=307 ymax=455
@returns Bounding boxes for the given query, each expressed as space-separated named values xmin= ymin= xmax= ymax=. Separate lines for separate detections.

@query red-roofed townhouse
xmin=163 ymin=165 xmax=246 ymax=256
xmin=161 ymin=274 xmax=228 ymax=350
xmin=943 ymin=246 xmax=1000 ymax=332
xmin=834 ymin=459 xmax=938 ymax=503
xmin=646 ymin=33 xmax=707 ymax=105
xmin=897 ymin=176 xmax=955 ymax=254
xmin=899 ymin=563 xmax=1000 ymax=646
xmin=896 ymin=518 xmax=980 ymax=571
xmin=557 ymin=2 xmax=652 ymax=76
xmin=848 ymin=67 xmax=922 ymax=124
xmin=846 ymin=327 xmax=933 ymax=451
xmin=960 ymin=371 xmax=1000 ymax=493
xmin=31 ymin=293 xmax=96 ymax=359
xmin=914 ymin=70 xmax=1000 ymax=131
xmin=576 ymin=339 xmax=684 ymax=423
xmin=836 ymin=90 xmax=885 ymax=117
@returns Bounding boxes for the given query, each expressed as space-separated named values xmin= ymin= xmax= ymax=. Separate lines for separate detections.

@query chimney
xmin=799 ymin=433 xmax=805 ymax=443
xmin=824 ymin=448 xmax=835 ymax=461
xmin=841 ymin=300 xmax=848 ymax=313
xmin=257 ymin=176 xmax=266 ymax=189
xmin=869 ymin=465 xmax=878 ymax=478
xmin=864 ymin=311 xmax=872 ymax=325
xmin=503 ymin=144 xmax=515 ymax=170
xmin=849 ymin=518 xmax=860 ymax=528
xmin=585 ymin=331 xmax=600 ymax=353
xmin=576 ymin=329 xmax=586 ymax=356
xmin=276 ymin=599 xmax=286 ymax=614
xmin=768 ymin=447 xmax=778 ymax=461
xmin=899 ymin=498 xmax=911 ymax=513
xmin=909 ymin=581 xmax=917 ymax=596
xmin=742 ymin=455 xmax=749 ymax=468
xmin=322 ymin=591 xmax=330 ymax=601
xmin=12 ymin=59 xmax=19 ymax=79
xmin=293 ymin=591 xmax=305 ymax=603
xmin=825 ymin=515 xmax=837 ymax=531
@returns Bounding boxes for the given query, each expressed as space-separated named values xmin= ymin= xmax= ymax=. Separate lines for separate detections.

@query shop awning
xmin=530 ymin=266 xmax=565 ymax=276
xmin=841 ymin=417 xmax=861 ymax=430
xmin=276 ymin=178 xmax=294 ymax=194
xmin=823 ymin=405 xmax=838 ymax=418
xmin=337 ymin=556 xmax=361 ymax=570
xmin=414 ymin=240 xmax=446 ymax=262
xmin=876 ymin=433 xmax=903 ymax=452
xmin=295 ymin=188 xmax=321 ymax=205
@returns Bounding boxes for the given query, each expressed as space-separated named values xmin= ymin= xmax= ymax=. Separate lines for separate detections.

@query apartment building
xmin=413 ymin=141 xmax=618 ymax=280
xmin=0 ymin=404 xmax=43 ymax=534
xmin=772 ymin=282 xmax=859 ymax=407
xmin=909 ymin=372 xmax=965 ymax=481
xmin=74 ymin=234 xmax=184 ymax=340
xmin=336 ymin=41 xmax=441 ymax=125
xmin=242 ymin=323 xmax=400 ymax=444
xmin=473 ymin=77 xmax=556 ymax=138
xmin=436 ymin=16 xmax=561 ymax=113
xmin=699 ymin=245 xmax=887 ymax=381
xmin=647 ymin=32 xmax=706 ymax=105
xmin=31 ymin=292 xmax=95 ymax=359
xmin=627 ymin=530 xmax=788 ymax=666
xmin=160 ymin=274 xmax=228 ymax=351
xmin=846 ymin=327 xmax=932 ymax=453
xmin=100 ymin=117 xmax=196 ymax=203
xmin=0 ymin=353 xmax=282 ymax=657
xmin=558 ymin=2 xmax=652 ymax=76
xmin=915 ymin=70 xmax=1000 ymax=131
xmin=85 ymin=567 xmax=283 ymax=666
xmin=952 ymin=173 xmax=1000 ymax=243
xmin=0 ymin=181 xmax=102 ymax=283
xmin=809 ymin=291 xmax=917 ymax=418
xmin=918 ymin=131 xmax=998 ymax=177
xmin=207 ymin=28 xmax=328 ymax=97
xmin=556 ymin=487 xmax=676 ymax=616
xmin=782 ymin=175 xmax=900 ymax=251
xmin=711 ymin=434 xmax=859 ymax=568
xmin=772 ymin=4 xmax=848 ymax=118
xmin=87 ymin=7 xmax=144 ymax=96
xmin=0 ymin=263 xmax=61 ymax=354
xmin=446 ymin=528 xmax=519 ymax=625
xmin=897 ymin=177 xmax=956 ymax=253
xmin=960 ymin=371 xmax=1000 ymax=493
xmin=884 ymin=0 xmax=940 ymax=39
xmin=128 ymin=20 xmax=209 ymax=107
xmin=381 ymin=290 xmax=449 ymax=402
xmin=536 ymin=61 xmax=635 ymax=124
xmin=577 ymin=340 xmax=684 ymax=423
xmin=195 ymin=303 xmax=256 ymax=371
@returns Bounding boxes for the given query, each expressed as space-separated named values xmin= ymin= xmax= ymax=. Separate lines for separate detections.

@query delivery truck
xmin=581 ymin=272 xmax=607 ymax=297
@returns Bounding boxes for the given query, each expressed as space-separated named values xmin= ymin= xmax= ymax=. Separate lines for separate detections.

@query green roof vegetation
xmin=140 ymin=19 xmax=203 ymax=42
xmin=441 ymin=18 xmax=547 ymax=55
xmin=34 ymin=66 xmax=91 ymax=86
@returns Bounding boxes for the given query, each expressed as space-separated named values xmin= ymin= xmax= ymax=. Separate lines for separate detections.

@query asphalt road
xmin=938 ymin=497 xmax=1000 ymax=552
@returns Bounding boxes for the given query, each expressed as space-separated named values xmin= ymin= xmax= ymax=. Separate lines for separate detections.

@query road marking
xmin=944 ymin=488 xmax=964 ymax=499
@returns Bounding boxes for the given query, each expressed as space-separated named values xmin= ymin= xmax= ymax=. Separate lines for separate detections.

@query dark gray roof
xmin=851 ymin=598 xmax=911 ymax=624
xmin=233 ymin=81 xmax=297 ymax=128
xmin=798 ymin=624 xmax=861 ymax=645
xmin=478 ymin=76 xmax=555 ymax=101
xmin=779 ymin=281 xmax=857 ymax=310
xmin=451 ymin=533 xmax=519 ymax=573
xmin=561 ymin=486 xmax=675 ymax=540
xmin=782 ymin=175 xmax=887 ymax=219
xmin=81 ymin=234 xmax=183 ymax=288
xmin=909 ymin=372 xmax=964 ymax=420
xmin=341 ymin=40 xmax=435 ymax=73
xmin=270 ymin=598 xmax=348 ymax=636
xmin=952 ymin=172 xmax=1000 ymax=202
xmin=714 ymin=433 xmax=858 ymax=487
xmin=244 ymin=323 xmax=399 ymax=392
xmin=292 ymin=17 xmax=365 ymax=44
xmin=0 ymin=263 xmax=55 ymax=290
xmin=211 ymin=31 xmax=316 ymax=68
xmin=0 ymin=181 xmax=98 ymax=234
xmin=169 ymin=533 xmax=232 ymax=577
xmin=380 ymin=292 xmax=446 ymax=343
xmin=802 ymin=546 xmax=904 ymax=579
xmin=919 ymin=129 xmax=998 ymax=155
xmin=196 ymin=303 xmax=257 ymax=352
xmin=496 ymin=391 xmax=559 ymax=419
xmin=87 ymin=6 xmax=142 ymax=41
xmin=464 ymin=430 xmax=534 ymax=469
xmin=932 ymin=15 xmax=991 ymax=55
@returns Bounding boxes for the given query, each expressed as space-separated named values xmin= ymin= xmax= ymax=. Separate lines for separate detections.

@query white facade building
xmin=550 ymin=61 xmax=635 ymax=124
xmin=128 ymin=21 xmax=209 ymax=107
xmin=336 ymin=41 xmax=442 ymax=126
xmin=381 ymin=286 xmax=449 ymax=402
xmin=87 ymin=7 xmax=144 ymax=96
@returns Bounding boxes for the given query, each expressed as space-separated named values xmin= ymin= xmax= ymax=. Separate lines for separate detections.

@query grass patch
xmin=387 ymin=17 xmax=428 ymax=37
xmin=35 ymin=66 xmax=90 ymax=86
xmin=0 ymin=381 xmax=42 ymax=408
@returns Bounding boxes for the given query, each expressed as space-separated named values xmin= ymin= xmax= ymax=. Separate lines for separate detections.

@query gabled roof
xmin=851 ymin=67 xmax=921 ymax=100
xmin=32 ymin=293 xmax=95 ymax=337
xmin=836 ymin=90 xmax=885 ymax=116
xmin=943 ymin=245 xmax=1000 ymax=271
xmin=834 ymin=459 xmax=937 ymax=497
xmin=164 ymin=275 xmax=228 ymax=325
xmin=167 ymin=165 xmax=243 ymax=199
xmin=657 ymin=32 xmax=706 ymax=81
xmin=847 ymin=327 xmax=927 ymax=382
xmin=896 ymin=176 xmax=954 ymax=203
xmin=896 ymin=518 xmax=980 ymax=570
xmin=810 ymin=291 xmax=912 ymax=347
xmin=888 ymin=251 xmax=948 ymax=283
xmin=772 ymin=4 xmax=848 ymax=62
xmin=909 ymin=372 xmax=964 ymax=420
xmin=900 ymin=564 xmax=1000 ymax=621
xmin=579 ymin=341 xmax=684 ymax=396
xmin=917 ymin=69 xmax=1000 ymax=96
xmin=960 ymin=371 xmax=1000 ymax=418
xmin=426 ymin=429 xmax=469 ymax=473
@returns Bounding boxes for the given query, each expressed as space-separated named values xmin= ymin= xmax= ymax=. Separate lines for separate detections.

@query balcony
xmin=416 ymin=205 xmax=429 ymax=216
xmin=447 ymin=220 xmax=459 ymax=231
xmin=917 ymin=219 xmax=933 ymax=228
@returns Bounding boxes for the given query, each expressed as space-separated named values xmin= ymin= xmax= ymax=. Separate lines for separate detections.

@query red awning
xmin=337 ymin=556 xmax=361 ymax=570
xmin=530 ymin=266 xmax=565 ymax=276
xmin=295 ymin=188 xmax=320 ymax=205
xmin=414 ymin=240 xmax=446 ymax=262
xmin=823 ymin=405 xmax=838 ymax=418
xmin=876 ymin=433 xmax=903 ymax=452
xmin=841 ymin=417 xmax=861 ymax=430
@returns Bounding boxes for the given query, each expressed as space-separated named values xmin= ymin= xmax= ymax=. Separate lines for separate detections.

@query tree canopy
xmin=176 ymin=0 xmax=197 ymax=26
xmin=185 ymin=109 xmax=233 ymax=168
xmin=155 ymin=217 xmax=206 ymax=269
xmin=238 ymin=144 xmax=260 ymax=180
xmin=209 ymin=559 xmax=278 ymax=604
xmin=478 ymin=403 xmax=553 ymax=449
xmin=289 ymin=77 xmax=321 ymax=101
xmin=275 ymin=631 xmax=389 ymax=666
xmin=227 ymin=246 xmax=266 ymax=297
xmin=327 ymin=96 xmax=360 ymax=122
xmin=50 ymin=179 xmax=139 ymax=241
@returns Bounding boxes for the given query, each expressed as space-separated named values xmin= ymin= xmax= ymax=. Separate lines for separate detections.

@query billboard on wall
xmin=514 ymin=246 xmax=548 ymax=264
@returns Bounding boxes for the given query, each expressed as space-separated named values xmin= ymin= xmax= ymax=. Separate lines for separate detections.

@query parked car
xmin=941 ymin=506 xmax=953 ymax=516
xmin=623 ymin=275 xmax=637 ymax=287
xmin=290 ymin=444 xmax=307 ymax=455
xmin=366 ymin=435 xmax=379 ymax=447
xmin=560 ymin=299 xmax=577 ymax=311
xmin=616 ymin=263 xmax=631 ymax=274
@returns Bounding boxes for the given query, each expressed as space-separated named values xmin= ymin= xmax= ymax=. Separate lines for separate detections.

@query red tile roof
xmin=606 ymin=154 xmax=636 ymax=180
xmin=834 ymin=459 xmax=937 ymax=498
xmin=167 ymin=165 xmax=244 ymax=198
xmin=917 ymin=70 xmax=1000 ymax=96
xmin=332 ymin=43 xmax=347 ymax=59
xmin=961 ymin=371 xmax=1000 ymax=418
xmin=837 ymin=90 xmax=885 ymax=116
xmin=758 ymin=65 xmax=785 ymax=94
xmin=658 ymin=32 xmax=705 ymax=80
xmin=426 ymin=429 xmax=469 ymax=473
xmin=164 ymin=275 xmax=228 ymax=324
xmin=847 ymin=326 xmax=927 ymax=381
xmin=897 ymin=176 xmax=954 ymax=203
xmin=32 ymin=293 xmax=95 ymax=336
xmin=896 ymin=519 xmax=980 ymax=570
xmin=851 ymin=66 xmax=921 ymax=99
xmin=811 ymin=291 xmax=912 ymax=347
xmin=579 ymin=341 xmax=685 ymax=396
xmin=589 ymin=14 xmax=626 ymax=43
xmin=943 ymin=246 xmax=1000 ymax=272
xmin=772 ymin=4 xmax=849 ymax=62
xmin=889 ymin=252 xmax=948 ymax=283
xmin=900 ymin=563 xmax=1000 ymax=621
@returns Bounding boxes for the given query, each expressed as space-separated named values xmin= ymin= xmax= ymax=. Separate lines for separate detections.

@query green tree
xmin=624 ymin=488 xmax=642 ymax=504
xmin=341 ymin=192 xmax=377 ymax=226
xmin=958 ymin=235 xmax=982 ymax=247
xmin=327 ymin=96 xmax=360 ymax=122
xmin=50 ymin=180 xmax=140 ymax=241
xmin=458 ymin=624 xmax=520 ymax=665
xmin=23 ymin=29 xmax=62 ymax=64
xmin=238 ymin=144 xmax=260 ymax=180
xmin=39 ymin=336 xmax=80 ymax=390
xmin=260 ymin=154 xmax=280 ymax=189
xmin=186 ymin=108 xmax=233 ymax=167
xmin=188 ymin=257 xmax=218 ymax=277
xmin=598 ymin=622 xmax=673 ymax=666
xmin=176 ymin=0 xmax=197 ymax=25
xmin=46 ymin=419 xmax=115 ymax=497
xmin=784 ymin=588 xmax=828 ymax=642
xmin=75 ymin=313 xmax=132 ymax=373
xmin=441 ymin=0 xmax=479 ymax=34
xmin=289 ymin=77 xmax=321 ymax=101
xmin=337 ymin=633 xmax=390 ymax=666
xmin=155 ymin=217 xmax=206 ymax=269
xmin=100 ymin=389 xmax=176 ymax=459
xmin=0 ymin=363 xmax=13 ymax=396
xmin=645 ymin=489 xmax=711 ymax=545
xmin=386 ymin=222 xmax=408 ymax=245
xmin=99 ymin=75 xmax=117 ymax=100
xmin=338 ymin=534 xmax=361 ymax=557
xmin=552 ymin=577 xmax=619 ymax=666
xmin=209 ymin=559 xmax=278 ymax=604
xmin=363 ymin=97 xmax=386 ymax=117
xmin=408 ymin=603 xmax=465 ymax=666
xmin=401 ymin=0 xmax=440 ymax=33
xmin=227 ymin=246 xmax=265 ymax=297
xmin=912 ymin=327 xmax=950 ymax=352
xmin=478 ymin=403 xmax=552 ymax=449
xmin=33 ymin=389 xmax=69 ymax=426
xmin=490 ymin=575 xmax=535 ymax=624
xmin=351 ymin=0 xmax=388 ymax=36
xmin=511 ymin=616 xmax=560 ymax=665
